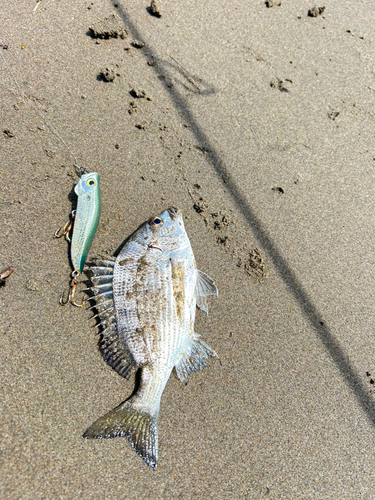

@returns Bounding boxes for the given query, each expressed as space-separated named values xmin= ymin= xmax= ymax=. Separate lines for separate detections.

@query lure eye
xmin=150 ymin=217 xmax=163 ymax=227
xmin=86 ymin=179 xmax=96 ymax=187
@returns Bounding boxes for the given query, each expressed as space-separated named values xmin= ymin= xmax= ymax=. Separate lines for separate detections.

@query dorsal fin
xmin=85 ymin=259 xmax=134 ymax=378
xmin=98 ymin=323 xmax=133 ymax=379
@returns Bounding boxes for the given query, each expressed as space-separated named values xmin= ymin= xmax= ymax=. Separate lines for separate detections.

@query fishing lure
xmin=55 ymin=172 xmax=101 ymax=306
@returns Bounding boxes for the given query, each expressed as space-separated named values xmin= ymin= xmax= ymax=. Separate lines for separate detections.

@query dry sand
xmin=1 ymin=0 xmax=375 ymax=498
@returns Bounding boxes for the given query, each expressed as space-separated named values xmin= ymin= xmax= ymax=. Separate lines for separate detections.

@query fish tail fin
xmin=83 ymin=400 xmax=159 ymax=469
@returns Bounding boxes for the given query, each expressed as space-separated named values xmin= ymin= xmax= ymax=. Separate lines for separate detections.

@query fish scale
xmin=83 ymin=207 xmax=218 ymax=469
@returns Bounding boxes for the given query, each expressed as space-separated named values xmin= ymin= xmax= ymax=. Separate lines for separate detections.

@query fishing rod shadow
xmin=108 ymin=0 xmax=375 ymax=428
xmin=104 ymin=2 xmax=216 ymax=97
xmin=154 ymin=56 xmax=216 ymax=96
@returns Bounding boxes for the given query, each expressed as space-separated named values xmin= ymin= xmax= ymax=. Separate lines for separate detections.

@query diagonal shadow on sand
xmin=108 ymin=0 xmax=375 ymax=426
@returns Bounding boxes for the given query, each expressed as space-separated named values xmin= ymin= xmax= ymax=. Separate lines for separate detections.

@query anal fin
xmin=175 ymin=337 xmax=217 ymax=382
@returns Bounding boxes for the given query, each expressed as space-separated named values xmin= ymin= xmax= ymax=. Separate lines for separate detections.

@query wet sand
xmin=1 ymin=1 xmax=375 ymax=498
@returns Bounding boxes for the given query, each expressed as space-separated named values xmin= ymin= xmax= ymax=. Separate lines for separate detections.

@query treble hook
xmin=54 ymin=210 xmax=76 ymax=242
xmin=59 ymin=270 xmax=86 ymax=307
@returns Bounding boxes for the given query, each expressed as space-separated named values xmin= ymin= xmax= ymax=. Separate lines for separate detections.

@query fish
xmin=83 ymin=207 xmax=218 ymax=469
xmin=55 ymin=172 xmax=101 ymax=306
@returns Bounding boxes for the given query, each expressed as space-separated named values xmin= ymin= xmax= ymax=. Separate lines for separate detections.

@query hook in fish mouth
xmin=167 ymin=207 xmax=180 ymax=219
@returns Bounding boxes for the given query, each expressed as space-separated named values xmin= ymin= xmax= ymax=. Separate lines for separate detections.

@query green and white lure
xmin=55 ymin=172 xmax=101 ymax=306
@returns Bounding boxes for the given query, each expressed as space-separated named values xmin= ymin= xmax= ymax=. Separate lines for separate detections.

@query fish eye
xmin=150 ymin=217 xmax=163 ymax=227
xmin=86 ymin=179 xmax=96 ymax=187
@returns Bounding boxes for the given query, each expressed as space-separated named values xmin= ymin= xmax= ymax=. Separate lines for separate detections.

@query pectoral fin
xmin=196 ymin=270 xmax=218 ymax=315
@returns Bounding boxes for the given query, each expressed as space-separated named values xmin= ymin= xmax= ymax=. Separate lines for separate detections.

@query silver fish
xmin=83 ymin=207 xmax=218 ymax=469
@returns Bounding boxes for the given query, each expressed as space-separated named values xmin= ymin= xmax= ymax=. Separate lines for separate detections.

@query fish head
xmin=74 ymin=172 xmax=100 ymax=196
xmin=134 ymin=207 xmax=189 ymax=255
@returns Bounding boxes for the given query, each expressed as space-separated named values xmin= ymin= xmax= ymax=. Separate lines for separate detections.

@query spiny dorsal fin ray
xmin=83 ymin=401 xmax=158 ymax=469
xmin=88 ymin=299 xmax=112 ymax=310
xmin=174 ymin=337 xmax=217 ymax=382
xmin=87 ymin=289 xmax=113 ymax=299
xmin=90 ymin=275 xmax=113 ymax=285
xmin=90 ymin=305 xmax=115 ymax=321
xmin=89 ymin=301 xmax=113 ymax=315
xmin=87 ymin=266 xmax=114 ymax=276
xmin=97 ymin=315 xmax=117 ymax=329
xmin=86 ymin=283 xmax=113 ymax=294
xmin=86 ymin=257 xmax=115 ymax=269
xmin=88 ymin=299 xmax=113 ymax=316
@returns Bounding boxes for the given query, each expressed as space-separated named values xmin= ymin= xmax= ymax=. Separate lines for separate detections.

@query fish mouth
xmin=167 ymin=207 xmax=181 ymax=220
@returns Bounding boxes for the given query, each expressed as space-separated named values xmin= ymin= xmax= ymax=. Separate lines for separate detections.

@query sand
xmin=1 ymin=0 xmax=375 ymax=498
